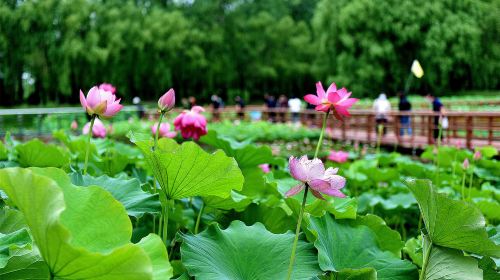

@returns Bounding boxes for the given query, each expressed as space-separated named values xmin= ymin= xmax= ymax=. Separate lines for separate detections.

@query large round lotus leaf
xmin=0 ymin=167 xmax=172 ymax=279
xmin=130 ymin=134 xmax=244 ymax=200
xmin=405 ymin=179 xmax=500 ymax=257
xmin=15 ymin=139 xmax=70 ymax=168
xmin=181 ymin=221 xmax=321 ymax=280
xmin=308 ymin=214 xmax=418 ymax=280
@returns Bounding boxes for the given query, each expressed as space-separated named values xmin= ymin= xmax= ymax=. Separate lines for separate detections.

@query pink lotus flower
xmin=285 ymin=156 xmax=346 ymax=200
xmin=473 ymin=151 xmax=481 ymax=161
xmin=151 ymin=122 xmax=177 ymax=138
xmin=99 ymin=83 xmax=116 ymax=94
xmin=462 ymin=158 xmax=469 ymax=169
xmin=327 ymin=150 xmax=349 ymax=163
xmin=259 ymin=164 xmax=270 ymax=173
xmin=83 ymin=118 xmax=106 ymax=138
xmin=158 ymin=88 xmax=175 ymax=112
xmin=173 ymin=106 xmax=207 ymax=140
xmin=304 ymin=82 xmax=358 ymax=120
xmin=80 ymin=86 xmax=123 ymax=118
xmin=70 ymin=120 xmax=78 ymax=130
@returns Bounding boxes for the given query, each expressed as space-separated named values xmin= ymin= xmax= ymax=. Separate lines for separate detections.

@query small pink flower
xmin=80 ymin=86 xmax=123 ymax=118
xmin=173 ymin=106 xmax=207 ymax=140
xmin=158 ymin=88 xmax=175 ymax=112
xmin=151 ymin=122 xmax=177 ymax=138
xmin=70 ymin=120 xmax=78 ymax=130
xmin=285 ymin=156 xmax=346 ymax=200
xmin=454 ymin=140 xmax=462 ymax=149
xmin=259 ymin=164 xmax=270 ymax=173
xmin=473 ymin=151 xmax=481 ymax=161
xmin=83 ymin=118 xmax=106 ymax=138
xmin=327 ymin=150 xmax=349 ymax=163
xmin=462 ymin=158 xmax=469 ymax=169
xmin=99 ymin=83 xmax=116 ymax=94
xmin=304 ymin=81 xmax=358 ymax=120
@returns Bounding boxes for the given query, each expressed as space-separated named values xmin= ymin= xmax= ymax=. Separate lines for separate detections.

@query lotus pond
xmin=0 ymin=119 xmax=499 ymax=279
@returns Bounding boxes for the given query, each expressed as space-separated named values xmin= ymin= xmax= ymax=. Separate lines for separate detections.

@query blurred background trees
xmin=0 ymin=0 xmax=498 ymax=106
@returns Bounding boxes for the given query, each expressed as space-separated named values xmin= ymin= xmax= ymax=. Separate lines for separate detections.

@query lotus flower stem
xmin=434 ymin=125 xmax=443 ymax=187
xmin=461 ymin=172 xmax=466 ymax=201
xmin=468 ymin=167 xmax=473 ymax=201
xmin=314 ymin=111 xmax=329 ymax=158
xmin=83 ymin=115 xmax=96 ymax=175
xmin=288 ymin=112 xmax=329 ymax=280
xmin=194 ymin=202 xmax=204 ymax=234
xmin=286 ymin=185 xmax=309 ymax=280
xmin=153 ymin=112 xmax=165 ymax=151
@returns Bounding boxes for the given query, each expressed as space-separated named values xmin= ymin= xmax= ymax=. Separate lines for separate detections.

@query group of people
xmin=263 ymin=94 xmax=302 ymax=123
xmin=373 ymin=92 xmax=445 ymax=141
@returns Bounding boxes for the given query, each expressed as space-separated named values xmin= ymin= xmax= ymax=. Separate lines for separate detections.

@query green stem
xmin=314 ymin=111 xmax=329 ymax=158
xmin=194 ymin=201 xmax=204 ymax=234
xmin=286 ymin=186 xmax=309 ymax=280
xmin=287 ymin=111 xmax=329 ymax=280
xmin=162 ymin=201 xmax=169 ymax=246
xmin=468 ymin=167 xmax=473 ymax=201
xmin=461 ymin=172 xmax=466 ymax=201
xmin=434 ymin=125 xmax=443 ymax=187
xmin=451 ymin=153 xmax=457 ymax=182
xmin=83 ymin=115 xmax=96 ymax=175
xmin=376 ymin=125 xmax=383 ymax=156
xmin=420 ymin=238 xmax=432 ymax=280
xmin=152 ymin=112 xmax=164 ymax=234
xmin=153 ymin=111 xmax=165 ymax=151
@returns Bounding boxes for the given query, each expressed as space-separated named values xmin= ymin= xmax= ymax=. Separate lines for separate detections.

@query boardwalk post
xmin=466 ymin=116 xmax=473 ymax=149
xmin=367 ymin=114 xmax=373 ymax=143
xmin=427 ymin=115 xmax=433 ymax=145
xmin=394 ymin=113 xmax=401 ymax=144
xmin=488 ymin=116 xmax=493 ymax=145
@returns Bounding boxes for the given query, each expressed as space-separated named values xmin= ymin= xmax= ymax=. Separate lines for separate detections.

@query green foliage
xmin=180 ymin=221 xmax=321 ymax=280
xmin=131 ymin=134 xmax=244 ymax=200
xmin=405 ymin=179 xmax=500 ymax=257
xmin=0 ymin=167 xmax=171 ymax=279
xmin=15 ymin=139 xmax=70 ymax=168
xmin=3 ymin=0 xmax=496 ymax=105
xmin=70 ymin=172 xmax=161 ymax=218
xmin=308 ymin=214 xmax=418 ymax=279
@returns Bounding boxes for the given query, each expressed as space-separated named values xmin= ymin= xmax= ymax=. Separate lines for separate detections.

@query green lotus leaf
xmin=420 ymin=236 xmax=482 ymax=280
xmin=308 ymin=214 xmax=418 ymax=279
xmin=403 ymin=238 xmax=423 ymax=267
xmin=405 ymin=179 xmax=500 ymax=257
xmin=235 ymin=203 xmax=296 ymax=234
xmin=0 ymin=247 xmax=50 ymax=279
xmin=0 ymin=167 xmax=171 ymax=279
xmin=0 ymin=208 xmax=26 ymax=234
xmin=0 ymin=141 xmax=7 ymax=160
xmin=200 ymin=130 xmax=282 ymax=168
xmin=15 ymin=139 xmax=70 ymax=168
xmin=203 ymin=190 xmax=253 ymax=211
xmin=70 ymin=172 xmax=161 ymax=218
xmin=180 ymin=221 xmax=321 ymax=280
xmin=131 ymin=135 xmax=244 ymax=200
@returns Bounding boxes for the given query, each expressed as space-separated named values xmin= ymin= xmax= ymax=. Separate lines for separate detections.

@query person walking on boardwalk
xmin=373 ymin=93 xmax=391 ymax=136
xmin=398 ymin=92 xmax=412 ymax=136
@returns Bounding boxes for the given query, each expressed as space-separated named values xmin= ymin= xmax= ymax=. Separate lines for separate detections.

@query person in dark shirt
xmin=426 ymin=93 xmax=444 ymax=141
xmin=211 ymin=94 xmax=222 ymax=121
xmin=235 ymin=96 xmax=245 ymax=120
xmin=398 ymin=93 xmax=412 ymax=135
xmin=265 ymin=95 xmax=277 ymax=122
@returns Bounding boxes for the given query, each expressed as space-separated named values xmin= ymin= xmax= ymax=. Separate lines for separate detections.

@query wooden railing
xmin=215 ymin=108 xmax=500 ymax=149
xmin=1 ymin=106 xmax=499 ymax=149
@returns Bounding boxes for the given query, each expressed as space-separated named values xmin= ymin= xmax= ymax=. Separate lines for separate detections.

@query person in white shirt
xmin=288 ymin=96 xmax=302 ymax=123
xmin=372 ymin=93 xmax=391 ymax=135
